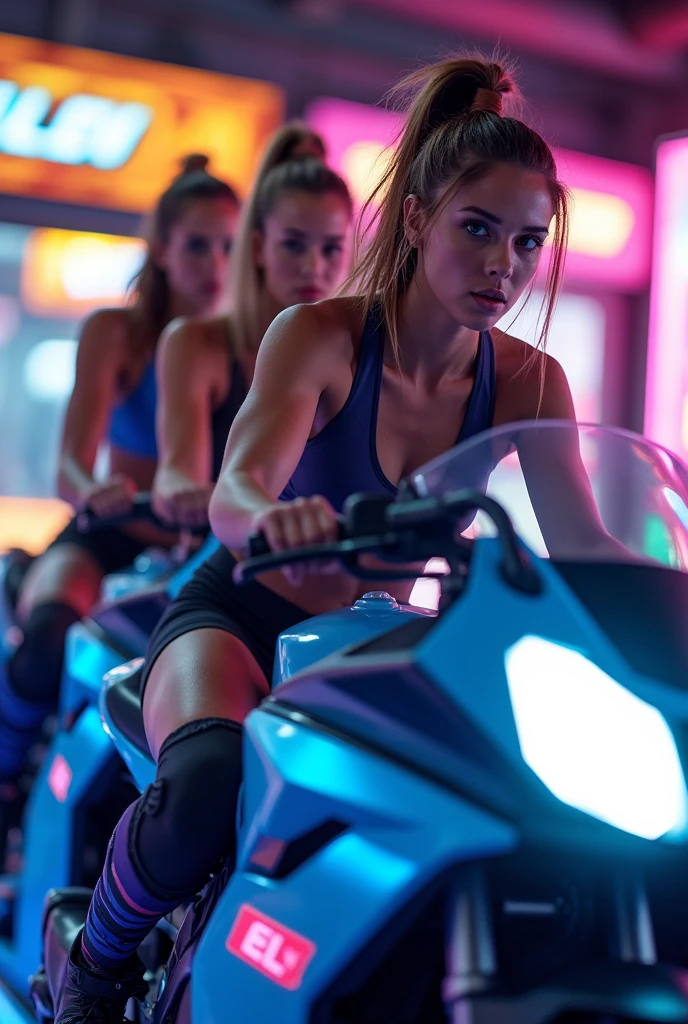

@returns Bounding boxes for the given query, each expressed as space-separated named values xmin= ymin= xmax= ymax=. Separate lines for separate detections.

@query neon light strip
xmin=305 ymin=96 xmax=653 ymax=291
xmin=644 ymin=135 xmax=688 ymax=455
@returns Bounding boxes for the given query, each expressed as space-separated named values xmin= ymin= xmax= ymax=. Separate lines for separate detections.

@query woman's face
xmin=256 ymin=190 xmax=352 ymax=308
xmin=408 ymin=162 xmax=555 ymax=330
xmin=158 ymin=197 xmax=239 ymax=315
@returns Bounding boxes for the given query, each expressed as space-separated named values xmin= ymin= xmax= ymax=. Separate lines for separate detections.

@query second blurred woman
xmin=0 ymin=157 xmax=238 ymax=826
xmin=152 ymin=125 xmax=353 ymax=528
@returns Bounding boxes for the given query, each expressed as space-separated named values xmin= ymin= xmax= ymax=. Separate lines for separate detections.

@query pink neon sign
xmin=645 ymin=134 xmax=688 ymax=457
xmin=306 ymin=97 xmax=653 ymax=292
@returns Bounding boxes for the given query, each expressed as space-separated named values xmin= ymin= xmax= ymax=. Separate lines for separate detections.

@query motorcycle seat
xmin=104 ymin=663 xmax=153 ymax=761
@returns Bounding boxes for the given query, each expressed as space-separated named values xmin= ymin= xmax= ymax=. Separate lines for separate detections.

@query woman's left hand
xmin=153 ymin=469 xmax=214 ymax=528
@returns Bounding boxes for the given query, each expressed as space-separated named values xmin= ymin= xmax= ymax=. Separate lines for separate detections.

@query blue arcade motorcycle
xmin=0 ymin=498 xmax=212 ymax=1019
xmin=38 ymin=422 xmax=688 ymax=1022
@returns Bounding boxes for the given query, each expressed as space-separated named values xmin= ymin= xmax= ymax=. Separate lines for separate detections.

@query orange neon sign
xmin=21 ymin=228 xmax=146 ymax=317
xmin=0 ymin=33 xmax=284 ymax=212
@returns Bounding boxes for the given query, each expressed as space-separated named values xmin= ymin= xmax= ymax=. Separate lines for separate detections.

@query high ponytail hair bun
xmin=230 ymin=120 xmax=353 ymax=354
xmin=256 ymin=123 xmax=327 ymax=178
xmin=129 ymin=154 xmax=238 ymax=342
xmin=179 ymin=153 xmax=211 ymax=176
xmin=394 ymin=57 xmax=517 ymax=153
xmin=351 ymin=51 xmax=568 ymax=381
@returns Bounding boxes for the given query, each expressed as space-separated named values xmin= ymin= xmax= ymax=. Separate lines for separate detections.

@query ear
xmin=403 ymin=194 xmax=426 ymax=248
xmin=252 ymin=229 xmax=265 ymax=269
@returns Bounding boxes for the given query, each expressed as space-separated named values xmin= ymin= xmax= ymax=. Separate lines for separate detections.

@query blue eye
xmin=517 ymin=234 xmax=545 ymax=252
xmin=222 ymin=238 xmax=233 ymax=256
xmin=323 ymin=244 xmax=343 ymax=257
xmin=464 ymin=219 xmax=490 ymax=237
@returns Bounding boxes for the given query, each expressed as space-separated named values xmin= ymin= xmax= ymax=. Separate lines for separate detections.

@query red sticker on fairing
xmin=226 ymin=904 xmax=317 ymax=990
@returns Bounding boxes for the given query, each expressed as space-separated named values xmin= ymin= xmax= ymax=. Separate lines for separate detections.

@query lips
xmin=470 ymin=290 xmax=507 ymax=314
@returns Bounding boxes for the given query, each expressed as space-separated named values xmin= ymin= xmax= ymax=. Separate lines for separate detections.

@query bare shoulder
xmin=76 ymin=307 xmax=135 ymax=371
xmin=80 ymin=306 xmax=131 ymax=347
xmin=261 ymin=295 xmax=364 ymax=364
xmin=491 ymin=327 xmax=574 ymax=421
xmin=160 ymin=313 xmax=229 ymax=361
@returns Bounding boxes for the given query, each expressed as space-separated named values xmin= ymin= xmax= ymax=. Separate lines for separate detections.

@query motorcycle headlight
xmin=505 ymin=636 xmax=687 ymax=840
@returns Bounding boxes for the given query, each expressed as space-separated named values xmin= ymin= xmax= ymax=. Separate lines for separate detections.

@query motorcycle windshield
xmin=409 ymin=420 xmax=688 ymax=569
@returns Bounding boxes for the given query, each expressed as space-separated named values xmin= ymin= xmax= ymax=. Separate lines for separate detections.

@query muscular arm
xmin=209 ymin=303 xmax=346 ymax=550
xmin=154 ymin=319 xmax=216 ymax=486
xmin=57 ymin=309 xmax=128 ymax=508
xmin=511 ymin=354 xmax=613 ymax=556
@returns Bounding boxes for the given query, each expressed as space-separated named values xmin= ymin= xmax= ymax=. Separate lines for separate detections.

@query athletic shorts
xmin=48 ymin=516 xmax=152 ymax=578
xmin=139 ymin=544 xmax=306 ymax=700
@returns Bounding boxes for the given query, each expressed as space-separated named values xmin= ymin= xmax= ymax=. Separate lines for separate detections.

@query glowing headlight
xmin=505 ymin=636 xmax=686 ymax=840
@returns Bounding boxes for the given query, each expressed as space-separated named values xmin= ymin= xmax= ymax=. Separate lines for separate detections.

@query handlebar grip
xmin=76 ymin=492 xmax=154 ymax=533
xmin=246 ymin=532 xmax=272 ymax=558
xmin=76 ymin=493 xmax=207 ymax=536
xmin=246 ymin=518 xmax=347 ymax=559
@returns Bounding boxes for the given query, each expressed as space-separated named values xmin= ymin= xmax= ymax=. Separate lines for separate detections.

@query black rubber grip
xmin=246 ymin=532 xmax=271 ymax=558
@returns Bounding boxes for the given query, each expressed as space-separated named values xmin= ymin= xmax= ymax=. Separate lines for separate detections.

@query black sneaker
xmin=55 ymin=931 xmax=148 ymax=1023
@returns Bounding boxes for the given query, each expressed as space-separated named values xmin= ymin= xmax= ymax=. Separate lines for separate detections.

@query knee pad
xmin=131 ymin=718 xmax=243 ymax=899
xmin=8 ymin=600 xmax=80 ymax=705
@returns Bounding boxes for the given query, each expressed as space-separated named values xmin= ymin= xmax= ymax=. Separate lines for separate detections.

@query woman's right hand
xmin=80 ymin=474 xmax=137 ymax=518
xmin=153 ymin=469 xmax=214 ymax=528
xmin=250 ymin=496 xmax=339 ymax=585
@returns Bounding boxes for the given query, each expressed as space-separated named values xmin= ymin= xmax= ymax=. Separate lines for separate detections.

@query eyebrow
xmin=460 ymin=205 xmax=549 ymax=234
xmin=282 ymin=227 xmax=346 ymax=242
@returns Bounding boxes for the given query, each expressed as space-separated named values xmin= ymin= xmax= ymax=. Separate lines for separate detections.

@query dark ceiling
xmin=2 ymin=0 xmax=687 ymax=167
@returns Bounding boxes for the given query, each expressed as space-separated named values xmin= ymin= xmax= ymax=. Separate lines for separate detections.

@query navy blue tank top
xmin=281 ymin=307 xmax=497 ymax=513
xmin=109 ymin=359 xmax=157 ymax=459
xmin=210 ymin=358 xmax=248 ymax=481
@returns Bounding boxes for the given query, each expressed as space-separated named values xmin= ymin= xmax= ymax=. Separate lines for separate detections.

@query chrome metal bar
xmin=611 ymin=871 xmax=656 ymax=965
xmin=444 ymin=865 xmax=496 ymax=1022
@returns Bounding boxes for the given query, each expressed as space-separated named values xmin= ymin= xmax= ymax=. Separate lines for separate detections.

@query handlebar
xmin=234 ymin=490 xmax=541 ymax=596
xmin=75 ymin=493 xmax=207 ymax=536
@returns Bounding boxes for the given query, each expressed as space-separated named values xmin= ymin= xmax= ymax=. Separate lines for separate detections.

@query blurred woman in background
xmin=0 ymin=156 xmax=239 ymax=836
xmin=152 ymin=124 xmax=353 ymax=531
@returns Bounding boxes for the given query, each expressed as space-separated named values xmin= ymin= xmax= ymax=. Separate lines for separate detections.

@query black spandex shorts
xmin=139 ymin=544 xmax=306 ymax=700
xmin=48 ymin=516 xmax=151 ymax=577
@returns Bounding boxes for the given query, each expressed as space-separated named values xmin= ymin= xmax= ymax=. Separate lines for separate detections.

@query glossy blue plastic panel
xmin=274 ymin=591 xmax=432 ymax=686
xmin=60 ymin=622 xmax=126 ymax=715
xmin=193 ymin=710 xmax=515 ymax=1023
xmin=0 ymin=706 xmax=114 ymax=997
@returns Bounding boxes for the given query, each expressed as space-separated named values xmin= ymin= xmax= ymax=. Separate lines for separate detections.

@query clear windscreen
xmin=409 ymin=421 xmax=688 ymax=569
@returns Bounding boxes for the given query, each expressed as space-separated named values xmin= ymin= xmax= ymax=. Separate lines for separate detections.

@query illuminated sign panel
xmin=0 ymin=33 xmax=284 ymax=212
xmin=306 ymin=97 xmax=652 ymax=292
xmin=645 ymin=134 xmax=688 ymax=457
xmin=21 ymin=228 xmax=146 ymax=317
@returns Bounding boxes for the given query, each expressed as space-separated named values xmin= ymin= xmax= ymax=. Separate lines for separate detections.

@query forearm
xmin=57 ymin=453 xmax=96 ymax=509
xmin=154 ymin=465 xmax=198 ymax=492
xmin=208 ymin=470 xmax=275 ymax=550
xmin=157 ymin=438 xmax=209 ymax=485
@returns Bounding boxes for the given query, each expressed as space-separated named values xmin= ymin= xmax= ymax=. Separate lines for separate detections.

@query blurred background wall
xmin=0 ymin=0 xmax=687 ymax=548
